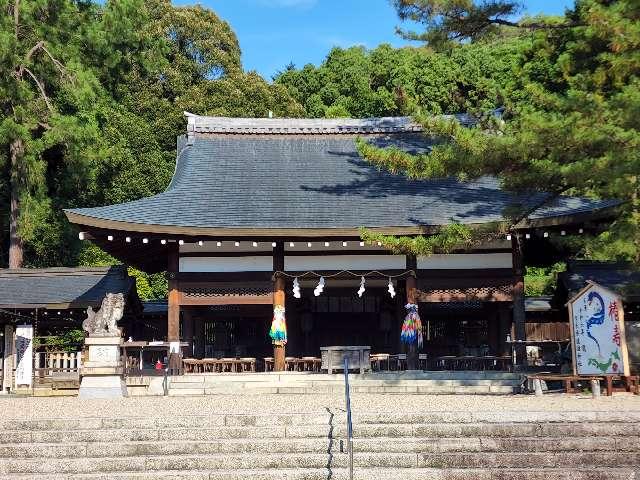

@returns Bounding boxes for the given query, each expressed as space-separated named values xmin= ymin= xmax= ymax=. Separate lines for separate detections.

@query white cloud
xmin=254 ymin=0 xmax=317 ymax=8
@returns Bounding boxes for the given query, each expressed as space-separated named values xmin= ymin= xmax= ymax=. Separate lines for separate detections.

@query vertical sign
xmin=3 ymin=325 xmax=14 ymax=391
xmin=568 ymin=282 xmax=629 ymax=376
xmin=15 ymin=324 xmax=33 ymax=387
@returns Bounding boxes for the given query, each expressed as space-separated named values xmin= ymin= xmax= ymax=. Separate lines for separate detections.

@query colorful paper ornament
xmin=400 ymin=303 xmax=423 ymax=347
xmin=269 ymin=305 xmax=287 ymax=345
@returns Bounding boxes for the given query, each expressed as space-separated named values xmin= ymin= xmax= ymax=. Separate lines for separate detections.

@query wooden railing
xmin=34 ymin=351 xmax=81 ymax=385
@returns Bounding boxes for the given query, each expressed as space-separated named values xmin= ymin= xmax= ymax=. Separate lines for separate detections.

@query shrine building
xmin=64 ymin=114 xmax=618 ymax=371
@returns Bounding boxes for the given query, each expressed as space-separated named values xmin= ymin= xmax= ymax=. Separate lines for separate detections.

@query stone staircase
xmin=167 ymin=371 xmax=524 ymax=396
xmin=0 ymin=410 xmax=638 ymax=479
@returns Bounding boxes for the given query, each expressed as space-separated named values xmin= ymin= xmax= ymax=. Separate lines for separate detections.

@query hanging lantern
xmin=269 ymin=305 xmax=287 ymax=345
xmin=357 ymin=276 xmax=366 ymax=297
xmin=401 ymin=303 xmax=423 ymax=348
xmin=292 ymin=277 xmax=301 ymax=299
xmin=314 ymin=276 xmax=325 ymax=296
xmin=388 ymin=278 xmax=396 ymax=298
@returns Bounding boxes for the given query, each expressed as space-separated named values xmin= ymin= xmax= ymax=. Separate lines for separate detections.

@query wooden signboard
xmin=567 ymin=281 xmax=629 ymax=376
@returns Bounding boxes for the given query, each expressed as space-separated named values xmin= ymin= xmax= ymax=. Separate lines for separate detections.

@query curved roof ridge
xmin=184 ymin=112 xmax=477 ymax=135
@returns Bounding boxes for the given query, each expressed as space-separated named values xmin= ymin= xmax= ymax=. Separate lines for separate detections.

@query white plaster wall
xmin=179 ymin=256 xmax=272 ymax=272
xmin=417 ymin=253 xmax=512 ymax=269
xmin=179 ymin=252 xmax=513 ymax=272
xmin=284 ymin=255 xmax=406 ymax=271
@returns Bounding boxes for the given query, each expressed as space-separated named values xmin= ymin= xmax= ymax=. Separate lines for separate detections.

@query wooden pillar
xmin=511 ymin=234 xmax=527 ymax=369
xmin=167 ymin=242 xmax=181 ymax=372
xmin=406 ymin=255 xmax=419 ymax=370
xmin=273 ymin=242 xmax=286 ymax=371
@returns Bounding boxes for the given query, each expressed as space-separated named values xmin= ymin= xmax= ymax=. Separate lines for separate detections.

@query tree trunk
xmin=9 ymin=138 xmax=24 ymax=269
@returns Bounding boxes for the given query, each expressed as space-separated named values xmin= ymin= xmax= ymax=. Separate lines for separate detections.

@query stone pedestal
xmin=79 ymin=336 xmax=127 ymax=399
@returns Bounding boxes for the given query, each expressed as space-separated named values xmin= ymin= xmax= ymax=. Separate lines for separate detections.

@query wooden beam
xmin=418 ymin=290 xmax=513 ymax=303
xmin=179 ymin=295 xmax=272 ymax=306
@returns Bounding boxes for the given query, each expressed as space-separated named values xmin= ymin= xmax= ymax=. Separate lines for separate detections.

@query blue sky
xmin=176 ymin=0 xmax=576 ymax=80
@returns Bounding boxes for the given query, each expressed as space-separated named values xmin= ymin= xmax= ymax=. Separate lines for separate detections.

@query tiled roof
xmin=0 ymin=266 xmax=135 ymax=308
xmin=185 ymin=113 xmax=476 ymax=135
xmin=525 ymin=296 xmax=555 ymax=312
xmin=66 ymin=131 xmax=619 ymax=235
xmin=559 ymin=261 xmax=640 ymax=302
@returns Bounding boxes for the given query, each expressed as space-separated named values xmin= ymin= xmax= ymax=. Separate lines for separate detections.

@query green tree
xmin=391 ymin=0 xmax=573 ymax=47
xmin=360 ymin=1 xmax=639 ymax=263
xmin=0 ymin=0 xmax=102 ymax=268
xmin=275 ymin=41 xmax=523 ymax=118
xmin=1 ymin=0 xmax=303 ymax=272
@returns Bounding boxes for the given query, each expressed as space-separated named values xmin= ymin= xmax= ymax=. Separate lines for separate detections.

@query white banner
xmin=15 ymin=324 xmax=33 ymax=387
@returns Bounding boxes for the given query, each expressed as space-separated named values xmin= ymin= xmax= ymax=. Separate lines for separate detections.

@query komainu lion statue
xmin=82 ymin=293 xmax=125 ymax=337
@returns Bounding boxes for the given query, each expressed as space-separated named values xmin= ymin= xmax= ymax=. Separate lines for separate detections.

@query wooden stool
xmin=263 ymin=357 xmax=274 ymax=372
xmin=239 ymin=358 xmax=256 ymax=372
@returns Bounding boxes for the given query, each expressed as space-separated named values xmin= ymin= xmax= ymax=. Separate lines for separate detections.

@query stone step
xmin=2 ymin=451 xmax=639 ymax=475
xmin=0 ymin=436 xmax=633 ymax=459
xmin=171 ymin=377 xmax=523 ymax=386
xmin=2 ymin=411 xmax=638 ymax=432
xmin=2 ymin=421 xmax=638 ymax=444
xmin=3 ymin=468 xmax=639 ymax=480
xmin=168 ymin=385 xmax=517 ymax=395
xmin=172 ymin=371 xmax=523 ymax=382
xmin=0 ymin=414 xmax=332 ymax=431
xmin=170 ymin=380 xmax=522 ymax=388
xmin=354 ymin=410 xmax=640 ymax=424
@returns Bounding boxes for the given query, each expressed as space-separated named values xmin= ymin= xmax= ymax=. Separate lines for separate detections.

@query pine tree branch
xmin=38 ymin=44 xmax=68 ymax=77
xmin=21 ymin=67 xmax=53 ymax=112
xmin=490 ymin=18 xmax=584 ymax=30
xmin=509 ymin=185 xmax=570 ymax=230
xmin=24 ymin=41 xmax=44 ymax=63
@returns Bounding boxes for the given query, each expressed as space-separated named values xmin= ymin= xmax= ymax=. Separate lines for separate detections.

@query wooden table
xmin=321 ymin=346 xmax=371 ymax=374
xmin=432 ymin=355 xmax=512 ymax=371
xmin=370 ymin=353 xmax=391 ymax=371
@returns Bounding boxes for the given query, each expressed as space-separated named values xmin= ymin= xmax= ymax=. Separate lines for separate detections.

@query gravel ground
xmin=0 ymin=393 xmax=639 ymax=419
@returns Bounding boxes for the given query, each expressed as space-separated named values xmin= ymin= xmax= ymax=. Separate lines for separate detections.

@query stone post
xmin=79 ymin=336 xmax=127 ymax=398
xmin=78 ymin=293 xmax=128 ymax=398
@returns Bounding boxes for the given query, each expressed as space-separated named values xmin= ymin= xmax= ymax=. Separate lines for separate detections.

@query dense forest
xmin=1 ymin=0 xmax=638 ymax=298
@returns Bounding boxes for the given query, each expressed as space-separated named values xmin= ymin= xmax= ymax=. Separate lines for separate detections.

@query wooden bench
xmin=604 ymin=375 xmax=639 ymax=396
xmin=529 ymin=374 xmax=640 ymax=396
xmin=528 ymin=375 xmax=604 ymax=395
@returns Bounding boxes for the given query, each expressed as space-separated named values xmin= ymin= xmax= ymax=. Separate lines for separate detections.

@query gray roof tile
xmin=67 ymin=133 xmax=618 ymax=231
xmin=0 ymin=266 xmax=134 ymax=308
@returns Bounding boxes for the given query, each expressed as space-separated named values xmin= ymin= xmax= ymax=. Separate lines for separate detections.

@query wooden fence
xmin=34 ymin=351 xmax=82 ymax=385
